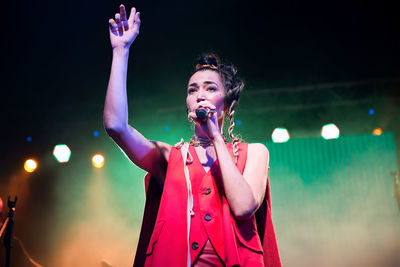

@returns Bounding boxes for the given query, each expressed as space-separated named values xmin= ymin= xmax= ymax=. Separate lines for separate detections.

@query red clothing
xmin=193 ymin=240 xmax=224 ymax=266
xmin=188 ymin=144 xmax=226 ymax=264
xmin=133 ymin=143 xmax=281 ymax=267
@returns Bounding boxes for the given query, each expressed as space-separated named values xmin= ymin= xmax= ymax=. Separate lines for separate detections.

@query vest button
xmin=204 ymin=214 xmax=212 ymax=221
xmin=205 ymin=188 xmax=211 ymax=195
xmin=192 ymin=242 xmax=199 ymax=250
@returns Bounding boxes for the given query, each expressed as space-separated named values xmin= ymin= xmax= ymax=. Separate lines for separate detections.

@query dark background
xmin=1 ymin=1 xmax=399 ymax=148
xmin=1 ymin=0 xmax=400 ymax=266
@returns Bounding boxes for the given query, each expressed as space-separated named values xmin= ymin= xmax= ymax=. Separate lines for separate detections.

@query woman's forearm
xmin=213 ymin=137 xmax=258 ymax=220
xmin=104 ymin=46 xmax=131 ymax=132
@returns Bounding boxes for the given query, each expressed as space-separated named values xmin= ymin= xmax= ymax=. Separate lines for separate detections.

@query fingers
xmin=189 ymin=108 xmax=216 ymax=121
xmin=115 ymin=13 xmax=123 ymax=36
xmin=108 ymin=19 xmax=118 ymax=36
xmin=188 ymin=111 xmax=196 ymax=121
xmin=119 ymin=4 xmax=129 ymax=31
xmin=134 ymin=10 xmax=141 ymax=27
xmin=128 ymin=7 xmax=137 ymax=25
xmin=128 ymin=7 xmax=141 ymax=31
xmin=109 ymin=5 xmax=141 ymax=43
xmin=207 ymin=109 xmax=217 ymax=118
xmin=110 ymin=5 xmax=140 ymax=32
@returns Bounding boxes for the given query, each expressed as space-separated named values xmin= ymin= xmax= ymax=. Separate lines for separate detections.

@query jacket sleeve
xmin=133 ymin=173 xmax=163 ymax=267
xmin=255 ymin=177 xmax=282 ymax=267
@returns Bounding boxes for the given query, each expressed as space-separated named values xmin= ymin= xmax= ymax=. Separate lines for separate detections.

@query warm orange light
xmin=372 ymin=128 xmax=382 ymax=136
xmin=24 ymin=159 xmax=38 ymax=173
xmin=92 ymin=154 xmax=105 ymax=168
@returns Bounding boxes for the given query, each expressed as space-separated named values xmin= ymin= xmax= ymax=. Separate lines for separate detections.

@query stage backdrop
xmin=266 ymin=132 xmax=399 ymax=267
xmin=1 ymin=132 xmax=399 ymax=267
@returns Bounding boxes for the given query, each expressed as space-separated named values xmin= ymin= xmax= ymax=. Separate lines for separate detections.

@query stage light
xmin=24 ymin=159 xmax=37 ymax=173
xmin=372 ymin=128 xmax=382 ymax=136
xmin=53 ymin=144 xmax=71 ymax=163
xmin=93 ymin=131 xmax=100 ymax=137
xmin=368 ymin=109 xmax=375 ymax=115
xmin=92 ymin=154 xmax=105 ymax=168
xmin=26 ymin=136 xmax=32 ymax=142
xmin=321 ymin=123 xmax=340 ymax=140
xmin=272 ymin=128 xmax=290 ymax=143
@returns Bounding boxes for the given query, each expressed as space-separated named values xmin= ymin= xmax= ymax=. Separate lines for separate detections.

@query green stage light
xmin=53 ymin=144 xmax=71 ymax=163
xmin=272 ymin=128 xmax=290 ymax=143
xmin=321 ymin=123 xmax=340 ymax=140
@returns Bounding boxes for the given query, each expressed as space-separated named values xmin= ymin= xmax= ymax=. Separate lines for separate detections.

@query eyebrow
xmin=188 ymin=81 xmax=218 ymax=87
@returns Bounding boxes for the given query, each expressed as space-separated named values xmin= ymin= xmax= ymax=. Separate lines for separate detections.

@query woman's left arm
xmin=213 ymin=136 xmax=269 ymax=220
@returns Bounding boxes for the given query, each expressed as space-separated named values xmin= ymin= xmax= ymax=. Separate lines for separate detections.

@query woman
xmin=104 ymin=5 xmax=281 ymax=267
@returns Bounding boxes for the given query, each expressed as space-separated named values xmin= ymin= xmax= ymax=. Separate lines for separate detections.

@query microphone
xmin=195 ymin=108 xmax=208 ymax=120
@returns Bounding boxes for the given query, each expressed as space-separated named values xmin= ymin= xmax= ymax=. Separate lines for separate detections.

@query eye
xmin=207 ymin=86 xmax=217 ymax=92
xmin=188 ymin=88 xmax=196 ymax=94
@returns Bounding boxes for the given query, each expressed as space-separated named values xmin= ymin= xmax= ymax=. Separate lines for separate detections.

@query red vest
xmin=188 ymin=142 xmax=225 ymax=263
xmin=133 ymin=143 xmax=281 ymax=267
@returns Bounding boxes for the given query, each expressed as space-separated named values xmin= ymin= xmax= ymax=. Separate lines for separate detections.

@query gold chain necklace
xmin=189 ymin=135 xmax=228 ymax=147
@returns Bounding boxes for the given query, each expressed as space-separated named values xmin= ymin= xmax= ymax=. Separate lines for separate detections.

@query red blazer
xmin=133 ymin=143 xmax=281 ymax=267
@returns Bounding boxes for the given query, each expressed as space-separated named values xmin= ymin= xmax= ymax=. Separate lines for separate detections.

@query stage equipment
xmin=92 ymin=154 xmax=105 ymax=168
xmin=1 ymin=196 xmax=17 ymax=267
xmin=53 ymin=144 xmax=71 ymax=163
xmin=272 ymin=128 xmax=290 ymax=143
xmin=372 ymin=128 xmax=383 ymax=136
xmin=24 ymin=159 xmax=37 ymax=173
xmin=321 ymin=123 xmax=340 ymax=140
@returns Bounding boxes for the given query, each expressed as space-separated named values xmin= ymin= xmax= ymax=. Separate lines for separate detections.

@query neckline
xmin=190 ymin=145 xmax=217 ymax=174
xmin=189 ymin=143 xmax=233 ymax=174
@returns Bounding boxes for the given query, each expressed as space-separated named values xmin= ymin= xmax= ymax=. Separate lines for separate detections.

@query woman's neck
xmin=193 ymin=119 xmax=223 ymax=139
xmin=194 ymin=124 xmax=209 ymax=139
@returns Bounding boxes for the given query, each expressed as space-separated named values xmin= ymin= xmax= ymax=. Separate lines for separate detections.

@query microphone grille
xmin=196 ymin=109 xmax=207 ymax=120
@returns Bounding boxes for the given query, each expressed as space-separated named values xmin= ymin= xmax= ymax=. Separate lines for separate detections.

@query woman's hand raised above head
xmin=108 ymin=5 xmax=141 ymax=49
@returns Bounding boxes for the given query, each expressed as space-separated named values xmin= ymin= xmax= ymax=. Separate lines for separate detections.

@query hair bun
xmin=195 ymin=53 xmax=221 ymax=71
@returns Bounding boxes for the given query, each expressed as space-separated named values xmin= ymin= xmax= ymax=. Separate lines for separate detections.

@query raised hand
xmin=108 ymin=5 xmax=141 ymax=49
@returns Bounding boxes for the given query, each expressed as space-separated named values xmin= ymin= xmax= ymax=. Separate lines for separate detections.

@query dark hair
xmin=194 ymin=53 xmax=244 ymax=161
xmin=194 ymin=53 xmax=244 ymax=112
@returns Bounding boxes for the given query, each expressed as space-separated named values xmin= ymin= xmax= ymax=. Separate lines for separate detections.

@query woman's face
xmin=186 ymin=70 xmax=226 ymax=119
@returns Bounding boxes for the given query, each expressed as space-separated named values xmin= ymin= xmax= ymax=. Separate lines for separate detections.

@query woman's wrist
xmin=212 ymin=134 xmax=225 ymax=146
xmin=112 ymin=46 xmax=130 ymax=57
